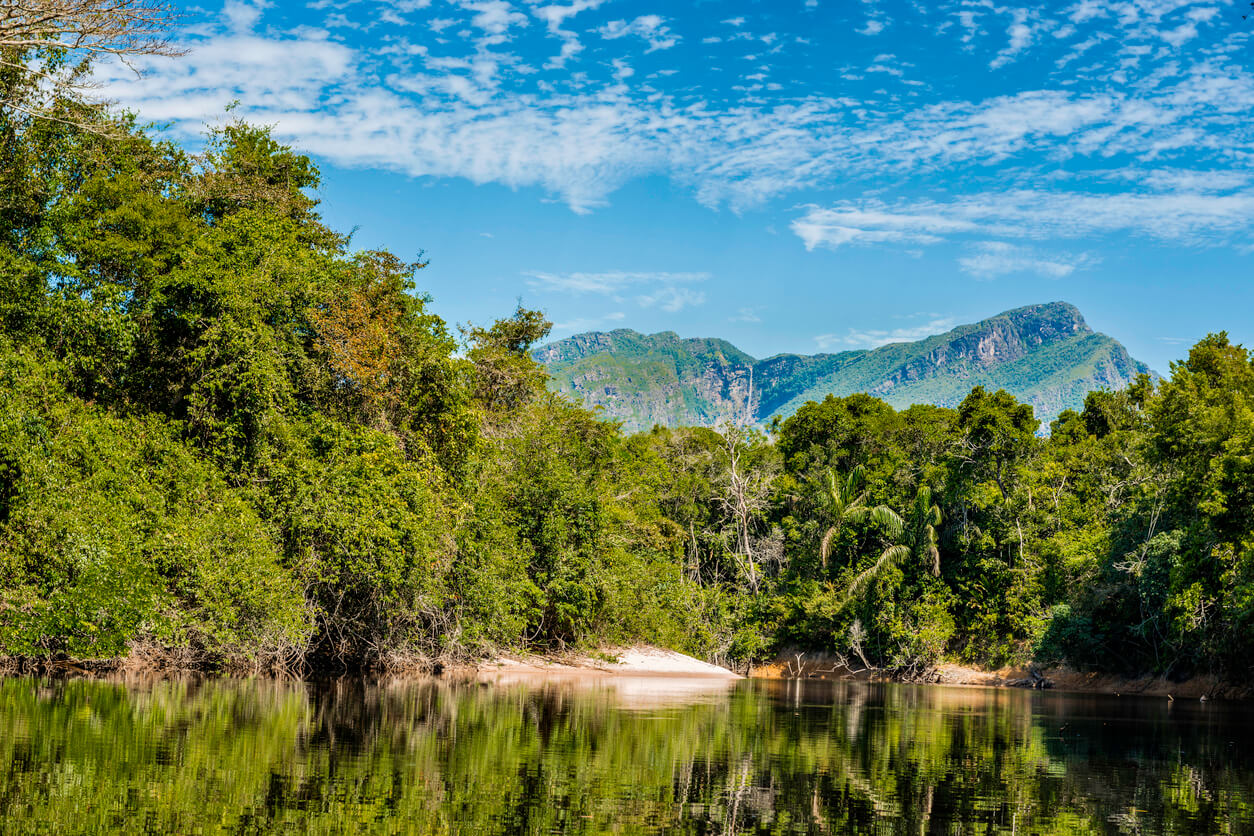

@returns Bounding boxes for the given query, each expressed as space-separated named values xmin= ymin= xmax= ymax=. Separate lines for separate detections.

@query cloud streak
xmin=792 ymin=190 xmax=1254 ymax=252
xmin=524 ymin=270 xmax=710 ymax=294
xmin=92 ymin=0 xmax=1254 ymax=249
xmin=816 ymin=316 xmax=959 ymax=350
xmin=525 ymin=270 xmax=709 ymax=313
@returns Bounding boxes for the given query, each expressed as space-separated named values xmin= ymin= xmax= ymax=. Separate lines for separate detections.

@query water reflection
xmin=0 ymin=674 xmax=1250 ymax=834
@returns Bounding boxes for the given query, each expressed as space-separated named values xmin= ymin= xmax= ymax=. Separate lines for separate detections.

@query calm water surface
xmin=1 ymin=674 xmax=1251 ymax=834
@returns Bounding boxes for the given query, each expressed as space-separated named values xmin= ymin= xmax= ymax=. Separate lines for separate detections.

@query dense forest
xmin=2 ymin=17 xmax=1253 ymax=682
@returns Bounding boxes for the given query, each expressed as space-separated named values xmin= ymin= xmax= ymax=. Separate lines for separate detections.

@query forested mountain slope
xmin=535 ymin=303 xmax=1154 ymax=431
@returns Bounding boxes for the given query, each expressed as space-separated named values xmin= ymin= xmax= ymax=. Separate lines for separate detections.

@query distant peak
xmin=996 ymin=301 xmax=1088 ymax=327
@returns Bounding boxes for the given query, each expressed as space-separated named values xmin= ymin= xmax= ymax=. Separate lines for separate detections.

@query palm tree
xmin=906 ymin=486 xmax=943 ymax=577
xmin=818 ymin=466 xmax=903 ymax=570
xmin=842 ymin=486 xmax=942 ymax=601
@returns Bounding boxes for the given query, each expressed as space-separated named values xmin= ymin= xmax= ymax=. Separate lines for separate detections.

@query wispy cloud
xmin=553 ymin=311 xmax=625 ymax=333
xmin=815 ymin=316 xmax=958 ymax=350
xmin=93 ymin=0 xmax=1254 ymax=242
xmin=958 ymin=242 xmax=1099 ymax=280
xmin=524 ymin=270 xmax=710 ymax=294
xmin=989 ymin=8 xmax=1034 ymax=69
xmin=791 ymin=205 xmax=977 ymax=250
xmin=525 ymin=270 xmax=709 ymax=313
xmin=532 ymin=0 xmax=605 ymax=69
xmin=637 ymin=286 xmax=706 ymax=312
xmin=597 ymin=15 xmax=679 ymax=52
xmin=792 ymin=190 xmax=1254 ymax=252
xmin=457 ymin=0 xmax=527 ymax=37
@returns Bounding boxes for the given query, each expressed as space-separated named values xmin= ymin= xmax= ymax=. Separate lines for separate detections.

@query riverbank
xmin=0 ymin=645 xmax=744 ymax=681
xmin=7 ymin=646 xmax=1252 ymax=700
xmin=470 ymin=646 xmax=743 ymax=680
xmin=749 ymin=652 xmax=1254 ymax=699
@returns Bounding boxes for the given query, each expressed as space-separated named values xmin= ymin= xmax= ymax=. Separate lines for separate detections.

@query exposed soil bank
xmin=749 ymin=652 xmax=1254 ymax=699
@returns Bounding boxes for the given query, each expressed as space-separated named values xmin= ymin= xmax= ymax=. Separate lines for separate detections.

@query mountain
xmin=533 ymin=302 xmax=1156 ymax=432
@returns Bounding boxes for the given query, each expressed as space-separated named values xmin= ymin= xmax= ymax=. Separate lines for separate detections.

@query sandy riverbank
xmin=9 ymin=645 xmax=1247 ymax=699
xmin=462 ymin=647 xmax=742 ymax=706
xmin=472 ymin=646 xmax=742 ymax=680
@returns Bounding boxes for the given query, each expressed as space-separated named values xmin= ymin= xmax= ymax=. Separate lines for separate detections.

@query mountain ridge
xmin=534 ymin=302 xmax=1155 ymax=432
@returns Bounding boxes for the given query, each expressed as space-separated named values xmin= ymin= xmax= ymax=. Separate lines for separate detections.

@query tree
xmin=956 ymin=386 xmax=1038 ymax=502
xmin=818 ymin=465 xmax=902 ymax=570
xmin=1 ymin=1 xmax=182 ymax=126
xmin=714 ymin=422 xmax=778 ymax=593
xmin=902 ymin=486 xmax=942 ymax=577
xmin=465 ymin=305 xmax=552 ymax=415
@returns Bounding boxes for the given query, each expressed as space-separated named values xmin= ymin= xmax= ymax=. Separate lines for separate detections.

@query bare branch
xmin=0 ymin=0 xmax=183 ymax=129
xmin=0 ymin=1 xmax=182 ymax=59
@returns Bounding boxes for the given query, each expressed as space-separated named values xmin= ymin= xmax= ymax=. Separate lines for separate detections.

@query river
xmin=2 ymin=674 xmax=1250 ymax=833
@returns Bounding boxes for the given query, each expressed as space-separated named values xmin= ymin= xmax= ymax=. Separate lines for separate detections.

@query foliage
xmin=0 ymin=35 xmax=1251 ymax=681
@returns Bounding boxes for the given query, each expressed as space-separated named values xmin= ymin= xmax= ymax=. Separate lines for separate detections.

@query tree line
xmin=1 ymin=17 xmax=1252 ymax=680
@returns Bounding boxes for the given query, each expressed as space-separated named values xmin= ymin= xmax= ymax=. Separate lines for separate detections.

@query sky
xmin=95 ymin=0 xmax=1254 ymax=373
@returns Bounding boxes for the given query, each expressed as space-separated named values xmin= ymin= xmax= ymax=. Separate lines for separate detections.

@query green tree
xmin=818 ymin=466 xmax=902 ymax=570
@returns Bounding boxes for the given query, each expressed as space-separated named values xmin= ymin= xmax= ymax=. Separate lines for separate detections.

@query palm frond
xmin=819 ymin=526 xmax=838 ymax=569
xmin=846 ymin=465 xmax=866 ymax=495
xmin=866 ymin=505 xmax=904 ymax=539
xmin=843 ymin=544 xmax=912 ymax=602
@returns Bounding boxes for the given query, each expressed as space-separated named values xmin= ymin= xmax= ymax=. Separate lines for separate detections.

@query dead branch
xmin=0 ymin=1 xmax=182 ymax=63
xmin=1 ymin=0 xmax=183 ymax=128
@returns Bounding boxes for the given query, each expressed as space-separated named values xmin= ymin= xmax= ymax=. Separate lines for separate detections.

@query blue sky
xmin=99 ymin=0 xmax=1254 ymax=372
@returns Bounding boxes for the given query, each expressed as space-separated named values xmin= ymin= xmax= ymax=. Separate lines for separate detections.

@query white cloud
xmin=93 ymin=0 xmax=1254 ymax=234
xmin=524 ymin=270 xmax=710 ymax=294
xmin=816 ymin=316 xmax=958 ymax=350
xmin=990 ymin=9 xmax=1034 ymax=69
xmin=598 ymin=15 xmax=679 ymax=52
xmin=553 ymin=311 xmax=626 ymax=333
xmin=456 ymin=0 xmax=528 ymax=37
xmin=532 ymin=0 xmax=606 ymax=69
xmin=792 ymin=189 xmax=1254 ymax=252
xmin=527 ymin=271 xmax=709 ymax=314
xmin=730 ymin=307 xmax=762 ymax=323
xmin=223 ymin=0 xmax=268 ymax=32
xmin=957 ymin=242 xmax=1099 ymax=279
xmin=637 ymin=286 xmax=706 ymax=312
xmin=791 ymin=206 xmax=978 ymax=250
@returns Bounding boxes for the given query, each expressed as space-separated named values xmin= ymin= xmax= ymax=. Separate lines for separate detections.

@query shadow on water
xmin=1 ymin=674 xmax=1251 ymax=834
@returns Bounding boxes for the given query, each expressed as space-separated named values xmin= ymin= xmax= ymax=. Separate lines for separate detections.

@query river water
xmin=1 ymin=674 xmax=1250 ymax=834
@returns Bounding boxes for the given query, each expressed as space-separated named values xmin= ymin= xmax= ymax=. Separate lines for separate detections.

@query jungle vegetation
xmin=1 ymin=17 xmax=1252 ymax=681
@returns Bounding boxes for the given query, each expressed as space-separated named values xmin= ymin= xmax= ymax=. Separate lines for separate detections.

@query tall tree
xmin=818 ymin=465 xmax=902 ymax=570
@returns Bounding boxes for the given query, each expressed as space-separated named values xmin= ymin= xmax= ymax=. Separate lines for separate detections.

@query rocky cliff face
xmin=535 ymin=302 xmax=1154 ymax=433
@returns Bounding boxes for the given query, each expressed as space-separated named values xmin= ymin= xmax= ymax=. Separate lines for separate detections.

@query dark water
xmin=1 ymin=674 xmax=1251 ymax=834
